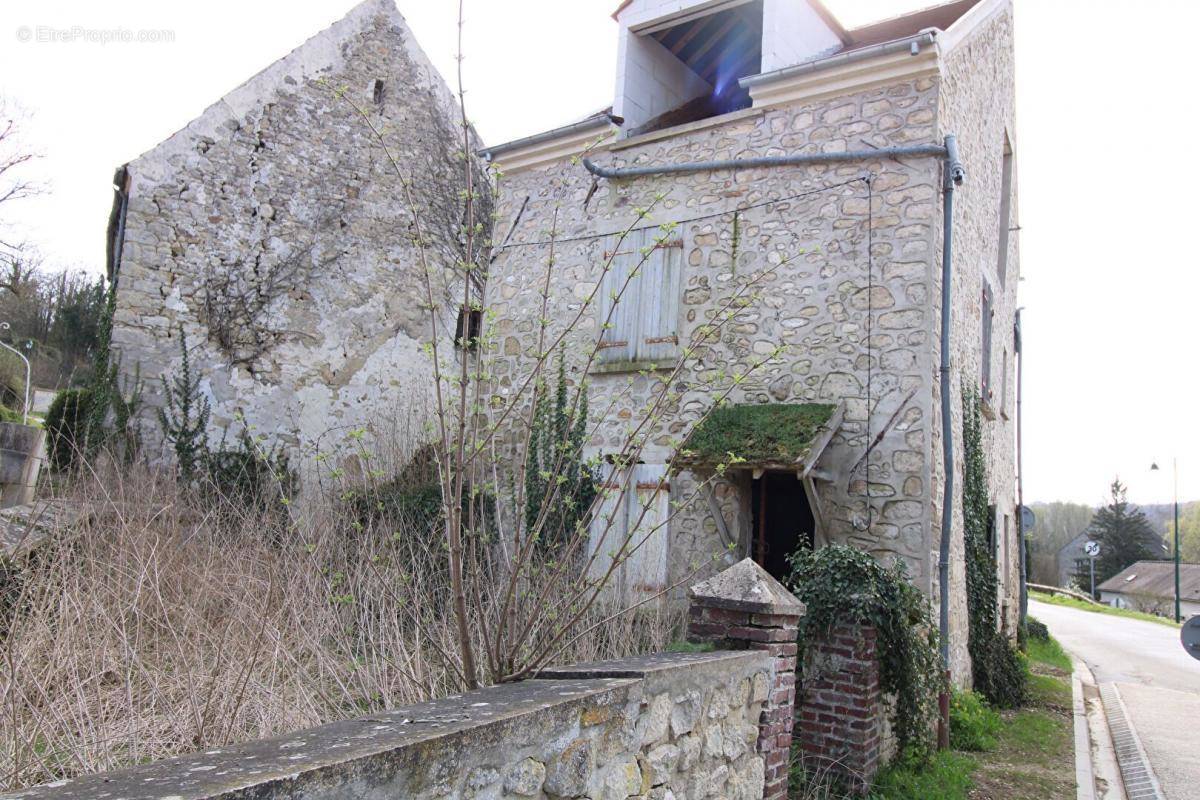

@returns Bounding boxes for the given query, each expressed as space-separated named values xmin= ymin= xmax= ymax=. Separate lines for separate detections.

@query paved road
xmin=1031 ymin=600 xmax=1200 ymax=800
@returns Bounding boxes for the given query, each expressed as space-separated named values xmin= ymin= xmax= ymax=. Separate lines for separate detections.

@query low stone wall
xmin=0 ymin=423 xmax=45 ymax=509
xmin=4 ymin=651 xmax=773 ymax=800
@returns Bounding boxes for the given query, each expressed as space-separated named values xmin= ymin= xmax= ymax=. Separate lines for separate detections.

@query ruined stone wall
xmin=487 ymin=78 xmax=942 ymax=596
xmin=11 ymin=650 xmax=774 ymax=800
xmin=110 ymin=0 xmax=490 ymax=479
xmin=932 ymin=0 xmax=1021 ymax=656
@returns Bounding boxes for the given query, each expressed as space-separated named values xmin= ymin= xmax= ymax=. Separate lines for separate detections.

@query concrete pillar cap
xmin=688 ymin=558 xmax=806 ymax=617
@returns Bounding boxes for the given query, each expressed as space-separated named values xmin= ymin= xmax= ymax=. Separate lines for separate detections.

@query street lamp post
xmin=1150 ymin=459 xmax=1181 ymax=623
xmin=0 ymin=322 xmax=31 ymax=425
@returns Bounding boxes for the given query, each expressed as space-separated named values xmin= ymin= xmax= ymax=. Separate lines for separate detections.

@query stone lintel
xmin=688 ymin=558 xmax=806 ymax=618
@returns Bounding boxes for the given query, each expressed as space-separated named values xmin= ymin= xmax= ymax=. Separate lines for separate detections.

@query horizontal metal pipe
xmin=583 ymin=143 xmax=948 ymax=179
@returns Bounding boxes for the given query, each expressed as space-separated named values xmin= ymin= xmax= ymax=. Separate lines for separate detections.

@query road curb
xmin=1098 ymin=683 xmax=1166 ymax=800
xmin=1072 ymin=662 xmax=1096 ymax=800
xmin=1071 ymin=656 xmax=1125 ymax=800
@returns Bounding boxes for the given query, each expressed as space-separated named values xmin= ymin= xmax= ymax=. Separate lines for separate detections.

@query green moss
xmin=679 ymin=403 xmax=836 ymax=466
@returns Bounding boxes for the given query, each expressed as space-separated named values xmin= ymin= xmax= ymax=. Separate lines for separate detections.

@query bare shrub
xmin=0 ymin=462 xmax=680 ymax=790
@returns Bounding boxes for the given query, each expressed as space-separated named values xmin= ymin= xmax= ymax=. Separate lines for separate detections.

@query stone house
xmin=106 ymin=0 xmax=1021 ymax=685
xmin=482 ymin=0 xmax=1021 ymax=682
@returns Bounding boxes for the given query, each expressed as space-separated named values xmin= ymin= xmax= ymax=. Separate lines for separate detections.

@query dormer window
xmin=613 ymin=0 xmax=845 ymax=138
xmin=623 ymin=2 xmax=762 ymax=136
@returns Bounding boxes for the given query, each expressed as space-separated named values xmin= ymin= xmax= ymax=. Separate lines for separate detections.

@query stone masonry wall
xmin=7 ymin=650 xmax=775 ymax=800
xmin=110 ymin=0 xmax=491 ymax=480
xmin=931 ymin=1 xmax=1021 ymax=660
xmin=487 ymin=77 xmax=943 ymax=597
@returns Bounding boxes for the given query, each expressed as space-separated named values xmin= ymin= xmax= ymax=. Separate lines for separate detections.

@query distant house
xmin=1097 ymin=560 xmax=1200 ymax=618
xmin=1055 ymin=531 xmax=1089 ymax=588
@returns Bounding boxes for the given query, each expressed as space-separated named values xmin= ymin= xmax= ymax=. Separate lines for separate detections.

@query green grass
xmin=1026 ymin=633 xmax=1072 ymax=672
xmin=677 ymin=402 xmax=836 ymax=465
xmin=949 ymin=690 xmax=1001 ymax=751
xmin=869 ymin=752 xmax=976 ymax=800
xmin=1031 ymin=590 xmax=1180 ymax=628
xmin=860 ymin=630 xmax=1077 ymax=800
xmin=664 ymin=639 xmax=715 ymax=654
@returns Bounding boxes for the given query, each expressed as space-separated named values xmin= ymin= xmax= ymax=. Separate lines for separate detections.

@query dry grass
xmin=0 ymin=463 xmax=681 ymax=791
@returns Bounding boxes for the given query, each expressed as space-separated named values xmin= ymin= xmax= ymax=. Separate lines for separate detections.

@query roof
xmin=1056 ymin=530 xmax=1090 ymax=558
xmin=837 ymin=0 xmax=980 ymax=49
xmin=1097 ymin=560 xmax=1200 ymax=603
xmin=612 ymin=0 xmax=980 ymax=48
xmin=676 ymin=402 xmax=841 ymax=471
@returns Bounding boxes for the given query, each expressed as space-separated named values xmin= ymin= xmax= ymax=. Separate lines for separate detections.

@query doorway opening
xmin=750 ymin=471 xmax=815 ymax=583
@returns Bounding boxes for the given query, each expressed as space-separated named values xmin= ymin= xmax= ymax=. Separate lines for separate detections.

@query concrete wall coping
xmin=4 ymin=651 xmax=766 ymax=800
xmin=2 ymin=678 xmax=633 ymax=800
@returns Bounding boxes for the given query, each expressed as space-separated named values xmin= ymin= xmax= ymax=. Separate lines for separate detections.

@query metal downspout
xmin=1016 ymin=309 xmax=1027 ymax=628
xmin=937 ymin=135 xmax=963 ymax=750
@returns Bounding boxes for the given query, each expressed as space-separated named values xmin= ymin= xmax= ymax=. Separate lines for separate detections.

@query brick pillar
xmin=687 ymin=559 xmax=804 ymax=800
xmin=794 ymin=624 xmax=882 ymax=794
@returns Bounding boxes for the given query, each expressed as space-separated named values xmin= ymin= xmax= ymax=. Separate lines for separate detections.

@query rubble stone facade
xmin=485 ymin=0 xmax=1020 ymax=683
xmin=108 ymin=0 xmax=487 ymax=478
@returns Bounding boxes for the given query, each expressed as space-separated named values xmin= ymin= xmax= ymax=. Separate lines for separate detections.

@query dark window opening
xmin=751 ymin=471 xmax=815 ymax=583
xmin=455 ymin=305 xmax=481 ymax=351
xmin=632 ymin=1 xmax=763 ymax=137
xmin=372 ymin=79 xmax=385 ymax=107
xmin=986 ymin=504 xmax=997 ymax=560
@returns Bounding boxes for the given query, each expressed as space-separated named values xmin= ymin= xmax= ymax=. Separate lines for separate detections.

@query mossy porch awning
xmin=675 ymin=402 xmax=844 ymax=477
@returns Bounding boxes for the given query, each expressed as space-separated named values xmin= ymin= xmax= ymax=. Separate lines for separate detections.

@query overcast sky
xmin=0 ymin=0 xmax=1196 ymax=507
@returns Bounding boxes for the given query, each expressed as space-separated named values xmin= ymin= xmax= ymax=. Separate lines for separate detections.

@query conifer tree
xmin=1074 ymin=479 xmax=1161 ymax=592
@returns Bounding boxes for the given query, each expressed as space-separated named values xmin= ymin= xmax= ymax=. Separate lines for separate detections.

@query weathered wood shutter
xmin=638 ymin=239 xmax=681 ymax=363
xmin=622 ymin=463 xmax=670 ymax=600
xmin=598 ymin=231 xmax=643 ymax=364
xmin=586 ymin=462 xmax=670 ymax=601
xmin=597 ymin=229 xmax=680 ymax=364
xmin=586 ymin=463 xmax=626 ymax=583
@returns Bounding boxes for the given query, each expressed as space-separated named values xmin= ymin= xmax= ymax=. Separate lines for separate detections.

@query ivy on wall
xmin=787 ymin=544 xmax=941 ymax=757
xmin=962 ymin=385 xmax=1026 ymax=708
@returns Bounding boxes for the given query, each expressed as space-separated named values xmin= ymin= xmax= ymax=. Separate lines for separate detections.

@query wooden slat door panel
xmin=586 ymin=463 xmax=625 ymax=584
xmin=622 ymin=463 xmax=670 ymax=600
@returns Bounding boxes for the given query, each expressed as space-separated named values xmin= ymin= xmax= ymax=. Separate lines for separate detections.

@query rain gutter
xmin=480 ymin=112 xmax=622 ymax=161
xmin=738 ymin=31 xmax=938 ymax=92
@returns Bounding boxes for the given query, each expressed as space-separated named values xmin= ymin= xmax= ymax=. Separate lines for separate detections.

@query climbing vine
xmin=523 ymin=349 xmax=596 ymax=549
xmin=962 ymin=385 xmax=1027 ymax=708
xmin=787 ymin=544 xmax=941 ymax=757
xmin=201 ymin=242 xmax=338 ymax=368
